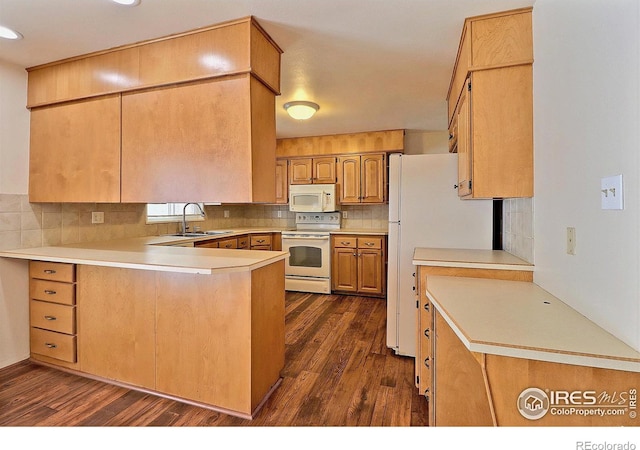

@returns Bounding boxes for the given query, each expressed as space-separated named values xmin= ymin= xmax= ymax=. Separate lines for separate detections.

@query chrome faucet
xmin=182 ymin=203 xmax=206 ymax=234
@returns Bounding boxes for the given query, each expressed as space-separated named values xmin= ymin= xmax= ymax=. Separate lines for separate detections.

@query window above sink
xmin=146 ymin=203 xmax=206 ymax=224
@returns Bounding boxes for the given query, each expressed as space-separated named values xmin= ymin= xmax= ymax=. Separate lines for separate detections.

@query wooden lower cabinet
xmin=29 ymin=261 xmax=78 ymax=368
xmin=194 ymin=233 xmax=277 ymax=251
xmin=66 ymin=261 xmax=285 ymax=418
xmin=332 ymin=235 xmax=386 ymax=297
xmin=416 ymin=265 xmax=533 ymax=425
xmin=77 ymin=266 xmax=156 ymax=389
xmin=432 ymin=309 xmax=639 ymax=426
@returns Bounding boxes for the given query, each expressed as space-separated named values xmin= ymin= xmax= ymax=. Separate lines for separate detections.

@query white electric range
xmin=281 ymin=212 xmax=341 ymax=294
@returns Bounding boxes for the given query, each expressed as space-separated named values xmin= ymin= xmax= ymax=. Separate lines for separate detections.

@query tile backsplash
xmin=502 ymin=197 xmax=534 ymax=263
xmin=0 ymin=194 xmax=388 ymax=250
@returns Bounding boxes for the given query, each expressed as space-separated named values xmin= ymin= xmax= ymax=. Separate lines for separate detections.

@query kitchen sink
xmin=170 ymin=230 xmax=232 ymax=237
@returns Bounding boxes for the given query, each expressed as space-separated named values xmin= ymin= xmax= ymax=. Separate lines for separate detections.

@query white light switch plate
xmin=601 ymin=174 xmax=624 ymax=210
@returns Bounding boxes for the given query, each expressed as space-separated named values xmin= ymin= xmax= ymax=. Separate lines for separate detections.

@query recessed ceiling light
xmin=111 ymin=0 xmax=141 ymax=6
xmin=0 ymin=25 xmax=23 ymax=40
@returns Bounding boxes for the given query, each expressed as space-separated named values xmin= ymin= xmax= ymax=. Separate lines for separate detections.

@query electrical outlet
xmin=567 ymin=227 xmax=576 ymax=255
xmin=91 ymin=211 xmax=104 ymax=224
xmin=342 ymin=211 xmax=348 ymax=219
xmin=277 ymin=210 xmax=282 ymax=218
xmin=223 ymin=210 xmax=230 ymax=218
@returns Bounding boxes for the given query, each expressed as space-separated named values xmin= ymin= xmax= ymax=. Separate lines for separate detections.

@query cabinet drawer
xmin=194 ymin=240 xmax=219 ymax=248
xmin=237 ymin=235 xmax=249 ymax=249
xmin=250 ymin=234 xmax=272 ymax=247
xmin=218 ymin=238 xmax=238 ymax=249
xmin=334 ymin=237 xmax=357 ymax=248
xmin=30 ymin=278 xmax=76 ymax=305
xmin=30 ymin=261 xmax=75 ymax=282
xmin=358 ymin=237 xmax=382 ymax=249
xmin=251 ymin=245 xmax=271 ymax=251
xmin=30 ymin=300 xmax=76 ymax=334
xmin=30 ymin=328 xmax=77 ymax=363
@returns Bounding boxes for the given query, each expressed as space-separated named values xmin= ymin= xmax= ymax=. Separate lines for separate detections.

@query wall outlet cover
xmin=91 ymin=211 xmax=104 ymax=224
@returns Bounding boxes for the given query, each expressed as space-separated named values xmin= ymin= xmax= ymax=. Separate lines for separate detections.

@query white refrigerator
xmin=386 ymin=153 xmax=493 ymax=357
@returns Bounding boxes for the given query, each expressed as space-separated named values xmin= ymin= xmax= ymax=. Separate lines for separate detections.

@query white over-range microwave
xmin=289 ymin=184 xmax=338 ymax=212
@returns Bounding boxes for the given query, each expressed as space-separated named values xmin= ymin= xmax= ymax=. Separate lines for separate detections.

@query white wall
xmin=403 ymin=130 xmax=449 ymax=155
xmin=0 ymin=60 xmax=30 ymax=367
xmin=0 ymin=60 xmax=29 ymax=194
xmin=533 ymin=0 xmax=640 ymax=350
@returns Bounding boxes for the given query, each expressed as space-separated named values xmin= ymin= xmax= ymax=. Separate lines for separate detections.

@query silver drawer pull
xmin=256 ymin=239 xmax=265 ymax=243
xmin=341 ymin=241 xmax=351 ymax=245
xmin=44 ymin=289 xmax=57 ymax=295
xmin=424 ymin=302 xmax=430 ymax=311
xmin=45 ymin=343 xmax=57 ymax=349
xmin=424 ymin=357 xmax=430 ymax=369
xmin=44 ymin=315 xmax=57 ymax=321
xmin=364 ymin=242 xmax=375 ymax=246
xmin=44 ymin=269 xmax=57 ymax=274
xmin=424 ymin=328 xmax=430 ymax=339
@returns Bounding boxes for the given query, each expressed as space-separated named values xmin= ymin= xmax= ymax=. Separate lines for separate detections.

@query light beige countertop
xmin=426 ymin=275 xmax=640 ymax=373
xmin=330 ymin=228 xmax=388 ymax=235
xmin=0 ymin=236 xmax=287 ymax=275
xmin=413 ymin=247 xmax=533 ymax=271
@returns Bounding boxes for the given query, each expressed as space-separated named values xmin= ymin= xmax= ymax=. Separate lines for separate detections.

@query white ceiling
xmin=0 ymin=0 xmax=535 ymax=138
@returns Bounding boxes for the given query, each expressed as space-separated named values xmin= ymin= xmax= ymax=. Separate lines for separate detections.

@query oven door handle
xmin=282 ymin=235 xmax=330 ymax=240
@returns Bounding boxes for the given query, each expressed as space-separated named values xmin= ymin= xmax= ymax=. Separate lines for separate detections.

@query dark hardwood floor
xmin=0 ymin=291 xmax=428 ymax=427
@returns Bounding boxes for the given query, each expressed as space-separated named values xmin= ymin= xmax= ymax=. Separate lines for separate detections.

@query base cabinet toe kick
xmin=27 ymin=260 xmax=285 ymax=419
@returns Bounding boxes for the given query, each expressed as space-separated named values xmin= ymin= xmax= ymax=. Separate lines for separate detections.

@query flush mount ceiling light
xmin=0 ymin=25 xmax=23 ymax=40
xmin=283 ymin=101 xmax=319 ymax=120
xmin=111 ymin=0 xmax=141 ymax=5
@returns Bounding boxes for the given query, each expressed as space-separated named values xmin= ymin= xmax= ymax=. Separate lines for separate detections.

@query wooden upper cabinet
xmin=122 ymin=75 xmax=275 ymax=203
xmin=448 ymin=7 xmax=533 ymax=199
xmin=337 ymin=154 xmax=385 ymax=204
xmin=26 ymin=17 xmax=282 ymax=108
xmin=447 ymin=8 xmax=533 ymax=126
xmin=337 ymin=156 xmax=361 ymax=203
xmin=289 ymin=157 xmax=336 ymax=184
xmin=360 ymin=154 xmax=385 ymax=203
xmin=275 ymin=159 xmax=288 ymax=204
xmin=289 ymin=158 xmax=313 ymax=184
xmin=27 ymin=17 xmax=281 ymax=204
xmin=29 ymin=95 xmax=121 ymax=202
xmin=463 ymin=66 xmax=533 ymax=199
xmin=276 ymin=130 xmax=404 ymax=158
xmin=313 ymin=157 xmax=337 ymax=184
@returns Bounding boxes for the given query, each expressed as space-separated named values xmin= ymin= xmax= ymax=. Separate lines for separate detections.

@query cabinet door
xmin=121 ymin=76 xmax=256 ymax=203
xmin=275 ymin=159 xmax=289 ymax=203
xmin=289 ymin=158 xmax=313 ymax=184
xmin=360 ymin=154 xmax=385 ymax=203
xmin=313 ymin=157 xmax=336 ymax=184
xmin=332 ymin=247 xmax=358 ymax=292
xmin=457 ymin=82 xmax=472 ymax=197
xmin=337 ymin=156 xmax=361 ymax=204
xmin=470 ymin=66 xmax=533 ymax=198
xmin=357 ymin=249 xmax=383 ymax=295
xmin=29 ymin=95 xmax=121 ymax=202
xmin=77 ymin=265 xmax=156 ymax=389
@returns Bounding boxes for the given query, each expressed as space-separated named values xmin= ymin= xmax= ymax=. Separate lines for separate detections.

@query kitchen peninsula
xmin=0 ymin=237 xmax=288 ymax=419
